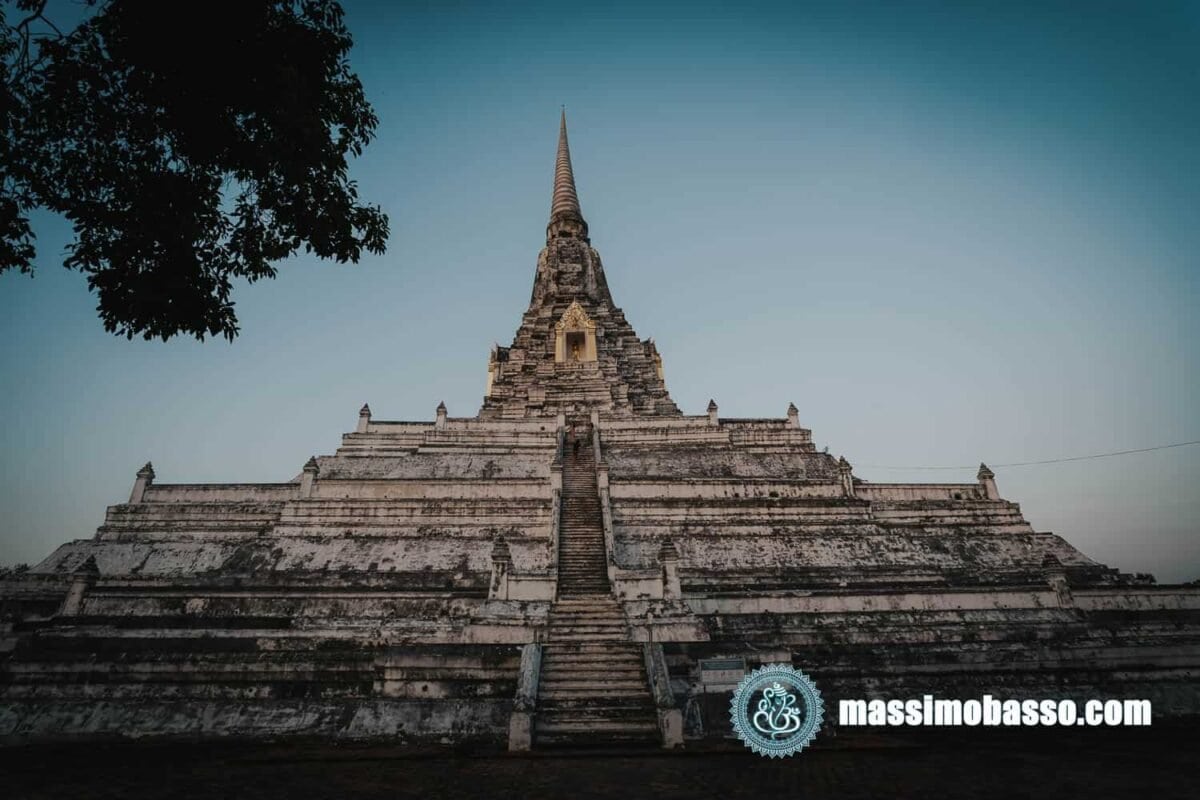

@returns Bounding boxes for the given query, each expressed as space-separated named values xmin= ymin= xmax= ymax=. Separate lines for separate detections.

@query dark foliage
xmin=2 ymin=0 xmax=389 ymax=340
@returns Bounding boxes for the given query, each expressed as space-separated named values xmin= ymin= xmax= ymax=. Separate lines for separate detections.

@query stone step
xmin=543 ymin=654 xmax=641 ymax=664
xmin=537 ymin=696 xmax=656 ymax=711
xmin=551 ymin=595 xmax=618 ymax=603
xmin=539 ymin=688 xmax=652 ymax=701
xmin=542 ymin=656 xmax=642 ymax=668
xmin=544 ymin=646 xmax=640 ymax=656
xmin=543 ymin=647 xmax=642 ymax=659
xmin=540 ymin=676 xmax=647 ymax=690
xmin=545 ymin=633 xmax=627 ymax=642
xmin=545 ymin=626 xmax=628 ymax=637
xmin=535 ymin=718 xmax=658 ymax=735
xmin=546 ymin=616 xmax=625 ymax=625
xmin=540 ymin=678 xmax=646 ymax=691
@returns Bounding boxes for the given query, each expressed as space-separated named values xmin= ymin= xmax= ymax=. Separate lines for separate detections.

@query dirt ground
xmin=2 ymin=723 xmax=1195 ymax=800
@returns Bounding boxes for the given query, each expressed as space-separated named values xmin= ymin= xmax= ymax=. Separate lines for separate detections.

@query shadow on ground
xmin=2 ymin=723 xmax=1195 ymax=800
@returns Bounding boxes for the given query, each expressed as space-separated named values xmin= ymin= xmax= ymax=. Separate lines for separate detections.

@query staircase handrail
xmin=549 ymin=424 xmax=565 ymax=597
xmin=592 ymin=425 xmax=618 ymax=574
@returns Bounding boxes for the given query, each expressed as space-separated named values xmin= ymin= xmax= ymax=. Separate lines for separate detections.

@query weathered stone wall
xmin=3 ymin=411 xmax=1198 ymax=744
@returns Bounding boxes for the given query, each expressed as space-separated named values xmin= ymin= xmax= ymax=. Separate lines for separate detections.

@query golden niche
xmin=554 ymin=300 xmax=597 ymax=364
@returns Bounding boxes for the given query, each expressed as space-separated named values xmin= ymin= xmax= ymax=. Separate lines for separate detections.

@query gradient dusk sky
xmin=1 ymin=1 xmax=1198 ymax=581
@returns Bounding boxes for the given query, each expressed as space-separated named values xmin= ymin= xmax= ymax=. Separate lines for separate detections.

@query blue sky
xmin=2 ymin=1 xmax=1198 ymax=580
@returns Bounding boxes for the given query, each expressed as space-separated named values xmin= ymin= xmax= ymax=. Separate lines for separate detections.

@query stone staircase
xmin=534 ymin=429 xmax=659 ymax=747
xmin=556 ymin=430 xmax=610 ymax=595
xmin=536 ymin=596 xmax=659 ymax=747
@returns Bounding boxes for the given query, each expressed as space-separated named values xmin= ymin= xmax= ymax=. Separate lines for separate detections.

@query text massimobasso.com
xmin=838 ymin=696 xmax=1151 ymax=727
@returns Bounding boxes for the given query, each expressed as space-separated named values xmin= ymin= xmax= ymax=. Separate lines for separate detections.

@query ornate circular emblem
xmin=730 ymin=663 xmax=823 ymax=758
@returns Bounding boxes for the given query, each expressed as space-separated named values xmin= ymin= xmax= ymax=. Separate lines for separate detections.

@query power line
xmin=856 ymin=440 xmax=1200 ymax=471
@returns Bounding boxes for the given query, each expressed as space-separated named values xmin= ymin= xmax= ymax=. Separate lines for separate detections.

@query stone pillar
xmin=659 ymin=538 xmax=681 ymax=600
xmin=490 ymin=535 xmax=512 ymax=601
xmin=357 ymin=403 xmax=371 ymax=433
xmin=435 ymin=400 xmax=448 ymax=428
xmin=299 ymin=456 xmax=319 ymax=498
xmin=978 ymin=463 xmax=999 ymax=500
xmin=707 ymin=399 xmax=719 ymax=426
xmin=787 ymin=402 xmax=799 ymax=429
xmin=1042 ymin=554 xmax=1073 ymax=607
xmin=128 ymin=462 xmax=154 ymax=504
xmin=508 ymin=643 xmax=542 ymax=752
xmin=838 ymin=456 xmax=855 ymax=498
xmin=59 ymin=556 xmax=99 ymax=617
xmin=644 ymin=643 xmax=683 ymax=749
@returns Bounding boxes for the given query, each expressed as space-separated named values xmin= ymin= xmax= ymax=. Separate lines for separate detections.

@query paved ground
xmin=2 ymin=724 xmax=1195 ymax=800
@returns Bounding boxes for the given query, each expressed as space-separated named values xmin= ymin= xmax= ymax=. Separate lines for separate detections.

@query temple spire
xmin=548 ymin=109 xmax=588 ymax=241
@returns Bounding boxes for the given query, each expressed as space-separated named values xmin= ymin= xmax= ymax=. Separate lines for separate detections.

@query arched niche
xmin=554 ymin=300 xmax=597 ymax=363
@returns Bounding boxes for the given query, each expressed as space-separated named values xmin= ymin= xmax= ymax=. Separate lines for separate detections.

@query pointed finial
xmin=137 ymin=462 xmax=155 ymax=480
xmin=838 ymin=456 xmax=852 ymax=472
xmin=436 ymin=400 xmax=447 ymax=413
xmin=787 ymin=402 xmax=798 ymax=415
xmin=303 ymin=456 xmax=319 ymax=474
xmin=977 ymin=462 xmax=994 ymax=480
xmin=707 ymin=399 xmax=718 ymax=412
xmin=548 ymin=110 xmax=587 ymax=240
xmin=359 ymin=403 xmax=371 ymax=417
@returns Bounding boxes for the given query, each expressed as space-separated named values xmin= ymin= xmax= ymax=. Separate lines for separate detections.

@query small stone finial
xmin=707 ymin=399 xmax=719 ymax=426
xmin=129 ymin=462 xmax=155 ymax=504
xmin=357 ymin=403 xmax=371 ymax=433
xmin=60 ymin=555 xmax=100 ymax=616
xmin=74 ymin=555 xmax=100 ymax=575
xmin=359 ymin=403 xmax=371 ymax=417
xmin=491 ymin=534 xmax=512 ymax=563
xmin=707 ymin=399 xmax=718 ymax=412
xmin=658 ymin=538 xmax=680 ymax=562
xmin=436 ymin=400 xmax=447 ymax=413
xmin=787 ymin=402 xmax=798 ymax=415
xmin=977 ymin=462 xmax=999 ymax=500
xmin=837 ymin=456 xmax=855 ymax=498
xmin=435 ymin=400 xmax=448 ymax=428
xmin=299 ymin=456 xmax=320 ymax=498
